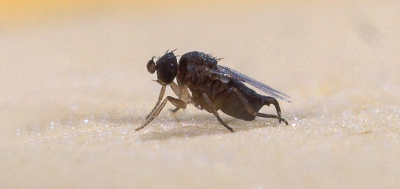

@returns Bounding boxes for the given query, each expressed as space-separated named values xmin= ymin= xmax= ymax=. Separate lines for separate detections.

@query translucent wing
xmin=213 ymin=65 xmax=291 ymax=103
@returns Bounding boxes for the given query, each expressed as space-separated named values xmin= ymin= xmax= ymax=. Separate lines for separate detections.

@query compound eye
xmin=147 ymin=57 xmax=157 ymax=73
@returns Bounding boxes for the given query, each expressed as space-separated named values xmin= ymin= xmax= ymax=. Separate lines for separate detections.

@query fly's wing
xmin=213 ymin=65 xmax=291 ymax=103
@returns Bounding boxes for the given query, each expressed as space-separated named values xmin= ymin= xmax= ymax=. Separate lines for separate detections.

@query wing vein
xmin=215 ymin=65 xmax=291 ymax=102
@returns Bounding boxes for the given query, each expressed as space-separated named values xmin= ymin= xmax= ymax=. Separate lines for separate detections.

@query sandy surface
xmin=1 ymin=1 xmax=400 ymax=188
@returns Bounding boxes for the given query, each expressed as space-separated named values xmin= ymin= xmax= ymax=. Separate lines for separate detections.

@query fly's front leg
xmin=169 ymin=82 xmax=191 ymax=113
xmin=170 ymin=82 xmax=180 ymax=97
xmin=234 ymin=89 xmax=288 ymax=125
xmin=169 ymin=82 xmax=181 ymax=113
xmin=136 ymin=95 xmax=187 ymax=131
xmin=145 ymin=85 xmax=166 ymax=119
xmin=202 ymin=93 xmax=234 ymax=132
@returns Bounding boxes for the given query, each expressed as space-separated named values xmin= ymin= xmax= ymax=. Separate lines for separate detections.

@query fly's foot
xmin=279 ymin=117 xmax=289 ymax=125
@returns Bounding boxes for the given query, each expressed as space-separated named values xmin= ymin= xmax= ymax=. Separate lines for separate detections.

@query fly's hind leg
xmin=262 ymin=96 xmax=288 ymax=125
xmin=234 ymin=89 xmax=288 ymax=125
xmin=202 ymin=93 xmax=234 ymax=132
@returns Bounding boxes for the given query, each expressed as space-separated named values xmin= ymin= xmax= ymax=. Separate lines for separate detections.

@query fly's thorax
xmin=180 ymin=51 xmax=218 ymax=67
xmin=177 ymin=51 xmax=218 ymax=86
xmin=177 ymin=64 xmax=214 ymax=91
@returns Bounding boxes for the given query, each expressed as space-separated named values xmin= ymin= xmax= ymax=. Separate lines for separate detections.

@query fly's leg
xmin=169 ymin=82 xmax=181 ymax=113
xmin=145 ymin=85 xmax=166 ymax=120
xmin=170 ymin=107 xmax=180 ymax=112
xmin=202 ymin=93 xmax=234 ymax=132
xmin=169 ymin=82 xmax=191 ymax=113
xmin=233 ymin=89 xmax=288 ymax=125
xmin=262 ymin=96 xmax=288 ymax=125
xmin=137 ymin=89 xmax=187 ymax=131
xmin=170 ymin=82 xmax=180 ymax=97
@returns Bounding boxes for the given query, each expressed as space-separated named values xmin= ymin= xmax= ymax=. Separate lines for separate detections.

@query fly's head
xmin=147 ymin=51 xmax=178 ymax=85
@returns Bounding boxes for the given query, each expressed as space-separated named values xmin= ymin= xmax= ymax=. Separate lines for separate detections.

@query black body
xmin=137 ymin=50 xmax=289 ymax=132
xmin=178 ymin=52 xmax=265 ymax=121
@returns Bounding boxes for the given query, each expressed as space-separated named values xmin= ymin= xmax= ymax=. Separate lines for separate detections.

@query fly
xmin=136 ymin=50 xmax=290 ymax=132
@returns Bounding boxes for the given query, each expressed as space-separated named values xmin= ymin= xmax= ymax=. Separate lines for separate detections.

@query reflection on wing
xmin=214 ymin=65 xmax=291 ymax=102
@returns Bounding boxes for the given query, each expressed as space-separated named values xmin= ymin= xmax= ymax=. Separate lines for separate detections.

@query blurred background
xmin=1 ymin=0 xmax=400 ymax=188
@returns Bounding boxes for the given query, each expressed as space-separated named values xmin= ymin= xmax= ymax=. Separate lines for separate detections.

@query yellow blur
xmin=1 ymin=0 xmax=318 ymax=29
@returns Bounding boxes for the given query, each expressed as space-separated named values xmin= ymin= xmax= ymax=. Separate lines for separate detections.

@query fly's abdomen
xmin=219 ymin=92 xmax=257 ymax=121
xmin=214 ymin=80 xmax=264 ymax=121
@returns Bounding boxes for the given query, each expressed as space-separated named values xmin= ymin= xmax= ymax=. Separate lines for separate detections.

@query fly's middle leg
xmin=201 ymin=93 xmax=234 ymax=132
xmin=233 ymin=88 xmax=288 ymax=125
